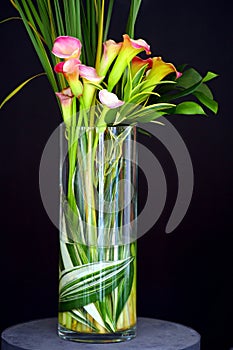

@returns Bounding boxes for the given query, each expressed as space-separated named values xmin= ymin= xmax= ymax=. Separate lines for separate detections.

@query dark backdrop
xmin=0 ymin=1 xmax=232 ymax=350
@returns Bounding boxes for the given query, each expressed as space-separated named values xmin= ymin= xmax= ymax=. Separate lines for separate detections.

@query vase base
xmin=58 ymin=324 xmax=136 ymax=343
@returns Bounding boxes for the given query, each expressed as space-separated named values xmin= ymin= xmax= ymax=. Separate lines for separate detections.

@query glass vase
xmin=58 ymin=124 xmax=137 ymax=343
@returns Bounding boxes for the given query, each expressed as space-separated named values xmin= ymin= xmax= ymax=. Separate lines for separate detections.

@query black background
xmin=0 ymin=1 xmax=232 ymax=349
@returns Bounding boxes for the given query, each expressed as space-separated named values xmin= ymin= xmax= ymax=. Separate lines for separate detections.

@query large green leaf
xmin=175 ymin=102 xmax=206 ymax=115
xmin=176 ymin=68 xmax=202 ymax=89
xmin=194 ymin=92 xmax=218 ymax=113
xmin=59 ymin=257 xmax=134 ymax=311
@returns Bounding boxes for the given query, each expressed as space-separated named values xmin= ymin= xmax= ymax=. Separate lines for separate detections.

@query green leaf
xmin=115 ymin=258 xmax=134 ymax=322
xmin=59 ymin=257 xmax=134 ymax=312
xmin=194 ymin=92 xmax=218 ymax=113
xmin=175 ymin=102 xmax=206 ymax=115
xmin=0 ymin=73 xmax=45 ymax=109
xmin=176 ymin=68 xmax=202 ymax=89
xmin=123 ymin=66 xmax=133 ymax=101
xmin=203 ymin=71 xmax=219 ymax=83
xmin=104 ymin=0 xmax=115 ymax=41
xmin=132 ymin=65 xmax=147 ymax=89
xmin=196 ymin=83 xmax=213 ymax=99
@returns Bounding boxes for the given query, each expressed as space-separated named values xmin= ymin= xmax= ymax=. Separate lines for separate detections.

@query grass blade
xmin=126 ymin=0 xmax=142 ymax=38
xmin=0 ymin=73 xmax=45 ymax=109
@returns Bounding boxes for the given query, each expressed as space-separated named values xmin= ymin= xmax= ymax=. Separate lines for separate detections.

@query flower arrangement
xmin=1 ymin=0 xmax=218 ymax=343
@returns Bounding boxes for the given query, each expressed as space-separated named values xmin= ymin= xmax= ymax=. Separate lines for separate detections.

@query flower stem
xmin=95 ymin=0 xmax=105 ymax=72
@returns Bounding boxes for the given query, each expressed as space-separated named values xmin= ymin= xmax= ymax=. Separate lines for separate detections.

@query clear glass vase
xmin=58 ymin=124 xmax=137 ymax=343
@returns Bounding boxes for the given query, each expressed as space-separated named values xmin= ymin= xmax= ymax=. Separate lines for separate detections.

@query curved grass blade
xmin=0 ymin=73 xmax=45 ymax=109
xmin=0 ymin=16 xmax=21 ymax=24
xmin=59 ymin=257 xmax=134 ymax=311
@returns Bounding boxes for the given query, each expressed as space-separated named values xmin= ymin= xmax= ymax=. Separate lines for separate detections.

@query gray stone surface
xmin=1 ymin=317 xmax=200 ymax=350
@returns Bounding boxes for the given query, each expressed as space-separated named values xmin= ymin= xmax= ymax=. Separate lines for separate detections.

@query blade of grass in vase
xmin=53 ymin=0 xmax=65 ymax=36
xmin=0 ymin=16 xmax=21 ymax=23
xmin=95 ymin=0 xmax=105 ymax=71
xmin=21 ymin=0 xmax=54 ymax=48
xmin=36 ymin=1 xmax=56 ymax=49
xmin=13 ymin=0 xmax=59 ymax=92
xmin=63 ymin=0 xmax=72 ymax=35
xmin=0 ymin=73 xmax=45 ymax=109
xmin=75 ymin=0 xmax=82 ymax=40
xmin=0 ymin=16 xmax=46 ymax=44
xmin=80 ymin=1 xmax=94 ymax=65
xmin=47 ymin=0 xmax=57 ymax=42
xmin=126 ymin=0 xmax=142 ymax=37
xmin=103 ymin=0 xmax=114 ymax=41
xmin=68 ymin=0 xmax=77 ymax=35
xmin=89 ymin=0 xmax=98 ymax=61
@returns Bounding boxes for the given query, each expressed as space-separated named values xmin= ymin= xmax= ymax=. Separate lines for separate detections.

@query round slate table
xmin=1 ymin=317 xmax=200 ymax=350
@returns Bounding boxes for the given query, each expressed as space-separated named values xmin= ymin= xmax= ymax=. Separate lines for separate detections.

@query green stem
xmin=95 ymin=0 xmax=105 ymax=72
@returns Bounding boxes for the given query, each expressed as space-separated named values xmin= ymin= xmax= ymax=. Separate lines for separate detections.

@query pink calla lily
xmin=108 ymin=34 xmax=151 ymax=91
xmin=52 ymin=36 xmax=82 ymax=59
xmin=98 ymin=40 xmax=122 ymax=76
xmin=56 ymin=87 xmax=73 ymax=106
xmin=78 ymin=64 xmax=103 ymax=108
xmin=131 ymin=56 xmax=153 ymax=77
xmin=99 ymin=89 xmax=125 ymax=109
xmin=143 ymin=57 xmax=182 ymax=91
xmin=56 ymin=88 xmax=74 ymax=126
xmin=128 ymin=36 xmax=151 ymax=54
xmin=79 ymin=64 xmax=103 ymax=83
xmin=54 ymin=59 xmax=83 ymax=97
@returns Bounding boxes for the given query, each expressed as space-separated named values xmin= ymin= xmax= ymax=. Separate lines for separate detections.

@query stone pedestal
xmin=1 ymin=317 xmax=200 ymax=350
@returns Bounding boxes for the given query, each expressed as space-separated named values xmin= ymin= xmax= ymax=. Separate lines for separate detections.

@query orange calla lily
xmin=143 ymin=57 xmax=182 ymax=91
xmin=131 ymin=56 xmax=153 ymax=77
xmin=108 ymin=34 xmax=151 ymax=91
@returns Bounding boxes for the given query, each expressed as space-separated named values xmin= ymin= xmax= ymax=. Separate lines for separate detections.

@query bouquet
xmin=1 ymin=0 xmax=218 ymax=343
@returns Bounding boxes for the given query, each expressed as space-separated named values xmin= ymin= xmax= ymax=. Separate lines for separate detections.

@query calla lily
xmin=78 ymin=64 xmax=103 ymax=108
xmin=131 ymin=56 xmax=153 ymax=77
xmin=99 ymin=89 xmax=125 ymax=109
xmin=54 ymin=59 xmax=83 ymax=97
xmin=52 ymin=36 xmax=82 ymax=59
xmin=143 ymin=57 xmax=182 ymax=91
xmin=56 ymin=88 xmax=74 ymax=126
xmin=79 ymin=64 xmax=103 ymax=82
xmin=108 ymin=34 xmax=151 ymax=91
xmin=98 ymin=40 xmax=122 ymax=76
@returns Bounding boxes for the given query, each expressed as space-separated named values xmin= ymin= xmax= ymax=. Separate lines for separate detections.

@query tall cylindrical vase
xmin=58 ymin=125 xmax=137 ymax=343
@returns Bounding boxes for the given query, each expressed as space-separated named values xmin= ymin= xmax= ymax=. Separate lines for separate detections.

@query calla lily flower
xmin=56 ymin=88 xmax=74 ymax=126
xmin=99 ymin=89 xmax=125 ymax=109
xmin=78 ymin=64 xmax=103 ymax=108
xmin=79 ymin=64 xmax=103 ymax=82
xmin=98 ymin=40 xmax=122 ymax=76
xmin=143 ymin=57 xmax=182 ymax=91
xmin=56 ymin=87 xmax=73 ymax=105
xmin=54 ymin=59 xmax=83 ymax=97
xmin=52 ymin=36 xmax=82 ymax=59
xmin=131 ymin=56 xmax=153 ymax=77
xmin=108 ymin=34 xmax=151 ymax=91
